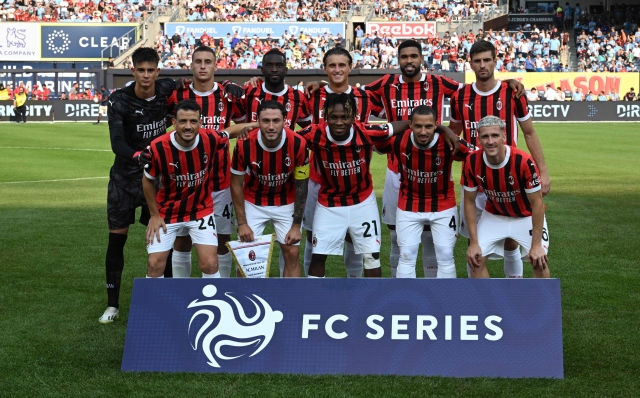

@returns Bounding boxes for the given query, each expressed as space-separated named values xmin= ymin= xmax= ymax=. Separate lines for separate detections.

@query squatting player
xmin=143 ymin=100 xmax=256 ymax=278
xmin=375 ymin=106 xmax=474 ymax=278
xmin=449 ymin=40 xmax=550 ymax=278
xmin=167 ymin=46 xmax=246 ymax=278
xmin=230 ymin=101 xmax=309 ymax=277
xmin=464 ymin=116 xmax=550 ymax=278
xmin=100 ymin=47 xmax=178 ymax=324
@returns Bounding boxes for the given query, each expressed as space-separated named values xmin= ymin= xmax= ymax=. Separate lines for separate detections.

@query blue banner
xmin=40 ymin=24 xmax=138 ymax=60
xmin=122 ymin=279 xmax=564 ymax=378
xmin=164 ymin=22 xmax=345 ymax=39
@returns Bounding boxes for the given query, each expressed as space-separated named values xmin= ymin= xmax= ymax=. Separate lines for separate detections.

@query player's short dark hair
xmin=257 ymin=100 xmax=286 ymax=118
xmin=409 ymin=105 xmax=437 ymax=121
xmin=263 ymin=49 xmax=286 ymax=63
xmin=398 ymin=39 xmax=422 ymax=56
xmin=323 ymin=46 xmax=353 ymax=66
xmin=174 ymin=99 xmax=201 ymax=117
xmin=469 ymin=40 xmax=496 ymax=60
xmin=324 ymin=93 xmax=357 ymax=119
xmin=193 ymin=45 xmax=217 ymax=60
xmin=131 ymin=47 xmax=160 ymax=67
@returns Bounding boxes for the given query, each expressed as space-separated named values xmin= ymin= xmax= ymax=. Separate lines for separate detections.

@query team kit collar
xmin=189 ymin=82 xmax=219 ymax=96
xmin=325 ymin=125 xmax=354 ymax=145
xmin=399 ymin=73 xmax=427 ymax=84
xmin=261 ymin=82 xmax=289 ymax=96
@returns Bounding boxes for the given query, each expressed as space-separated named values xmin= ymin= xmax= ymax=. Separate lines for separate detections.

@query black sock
xmin=106 ymin=233 xmax=128 ymax=308
xmin=164 ymin=249 xmax=173 ymax=278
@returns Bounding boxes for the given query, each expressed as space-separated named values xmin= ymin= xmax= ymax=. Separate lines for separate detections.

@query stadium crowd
xmin=573 ymin=17 xmax=640 ymax=73
xmin=0 ymin=81 xmax=109 ymax=100
xmin=0 ymin=0 xmax=161 ymax=22
xmin=372 ymin=0 xmax=500 ymax=22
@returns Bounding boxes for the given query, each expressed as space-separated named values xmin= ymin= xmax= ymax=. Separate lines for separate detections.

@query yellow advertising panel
xmin=465 ymin=72 xmax=639 ymax=95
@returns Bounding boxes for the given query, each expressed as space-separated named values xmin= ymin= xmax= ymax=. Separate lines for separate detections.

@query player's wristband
xmin=237 ymin=222 xmax=247 ymax=227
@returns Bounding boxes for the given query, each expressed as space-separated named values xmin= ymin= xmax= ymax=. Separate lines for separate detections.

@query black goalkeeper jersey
xmin=107 ymin=78 xmax=177 ymax=178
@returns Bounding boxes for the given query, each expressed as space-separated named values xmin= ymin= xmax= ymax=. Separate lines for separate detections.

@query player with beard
xmin=307 ymin=40 xmax=524 ymax=278
xmin=166 ymin=46 xmax=246 ymax=278
xmin=240 ymin=49 xmax=312 ymax=276
xmin=449 ymin=40 xmax=549 ymax=279
xmin=297 ymin=93 xmax=459 ymax=278
xmin=230 ymin=101 xmax=309 ymax=277
xmin=100 ymin=47 xmax=179 ymax=324
xmin=143 ymin=100 xmax=257 ymax=278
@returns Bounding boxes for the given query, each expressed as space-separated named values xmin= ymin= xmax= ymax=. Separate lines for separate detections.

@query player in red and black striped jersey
xmin=303 ymin=47 xmax=384 ymax=278
xmin=375 ymin=106 xmax=474 ymax=279
xmin=230 ymin=101 xmax=309 ymax=277
xmin=463 ymin=116 xmax=550 ymax=278
xmin=242 ymin=49 xmax=312 ymax=129
xmin=166 ymin=47 xmax=247 ymax=279
xmin=450 ymin=40 xmax=549 ymax=279
xmin=297 ymin=93 xmax=414 ymax=278
xmin=143 ymin=99 xmax=257 ymax=279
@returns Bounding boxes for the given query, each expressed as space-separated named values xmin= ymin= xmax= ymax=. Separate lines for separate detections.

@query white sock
xmin=217 ymin=252 xmax=233 ymax=278
xmin=146 ymin=274 xmax=164 ymax=278
xmin=303 ymin=239 xmax=313 ymax=277
xmin=396 ymin=244 xmax=418 ymax=278
xmin=389 ymin=230 xmax=400 ymax=278
xmin=172 ymin=250 xmax=192 ymax=278
xmin=421 ymin=231 xmax=438 ymax=278
xmin=202 ymin=271 xmax=220 ymax=278
xmin=504 ymin=248 xmax=524 ymax=278
xmin=279 ymin=250 xmax=285 ymax=278
xmin=344 ymin=242 xmax=363 ymax=278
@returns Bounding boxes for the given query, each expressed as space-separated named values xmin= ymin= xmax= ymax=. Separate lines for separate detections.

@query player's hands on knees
xmin=237 ymin=223 xmax=255 ymax=242
xmin=466 ymin=243 xmax=483 ymax=268
xmin=541 ymin=173 xmax=551 ymax=196
xmin=243 ymin=76 xmax=262 ymax=88
xmin=528 ymin=244 xmax=548 ymax=270
xmin=284 ymin=227 xmax=302 ymax=246
xmin=146 ymin=215 xmax=167 ymax=245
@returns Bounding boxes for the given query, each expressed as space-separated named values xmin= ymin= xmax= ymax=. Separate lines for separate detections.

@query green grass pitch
xmin=0 ymin=122 xmax=638 ymax=396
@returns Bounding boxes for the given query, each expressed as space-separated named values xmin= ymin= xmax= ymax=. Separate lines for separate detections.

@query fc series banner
xmin=122 ymin=279 xmax=564 ymax=378
xmin=164 ymin=22 xmax=346 ymax=39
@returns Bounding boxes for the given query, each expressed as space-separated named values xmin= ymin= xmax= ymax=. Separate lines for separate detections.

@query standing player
xmin=303 ymin=47 xmax=384 ymax=278
xmin=449 ymin=40 xmax=550 ymax=278
xmin=230 ymin=101 xmax=309 ymax=277
xmin=166 ymin=46 xmax=246 ymax=278
xmin=100 ymin=47 xmax=178 ymax=324
xmin=143 ymin=100 xmax=257 ymax=278
xmin=464 ymin=116 xmax=550 ymax=278
xmin=297 ymin=93 xmax=458 ymax=278
xmin=240 ymin=48 xmax=313 ymax=276
xmin=375 ymin=106 xmax=474 ymax=278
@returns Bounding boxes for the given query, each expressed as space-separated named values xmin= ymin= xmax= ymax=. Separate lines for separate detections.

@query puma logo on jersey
xmin=170 ymin=162 xmax=179 ymax=169
xmin=135 ymin=109 xmax=145 ymax=115
xmin=251 ymin=161 xmax=262 ymax=168
xmin=256 ymin=98 xmax=263 ymax=104
xmin=477 ymin=175 xmax=485 ymax=182
xmin=108 ymin=100 xmax=113 ymax=106
xmin=400 ymin=152 xmax=410 ymax=159
xmin=465 ymin=104 xmax=473 ymax=109
xmin=391 ymin=84 xmax=400 ymax=89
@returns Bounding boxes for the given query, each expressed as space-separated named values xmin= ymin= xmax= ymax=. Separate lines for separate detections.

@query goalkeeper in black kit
xmin=99 ymin=47 xmax=178 ymax=324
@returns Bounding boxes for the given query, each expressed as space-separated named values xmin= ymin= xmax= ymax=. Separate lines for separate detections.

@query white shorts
xmin=99 ymin=105 xmax=108 ymax=116
xmin=302 ymin=179 xmax=320 ymax=230
xmin=478 ymin=211 xmax=550 ymax=261
xmin=459 ymin=187 xmax=487 ymax=239
xmin=381 ymin=168 xmax=400 ymax=225
xmin=312 ymin=192 xmax=381 ymax=255
xmin=396 ymin=206 xmax=458 ymax=248
xmin=147 ymin=214 xmax=218 ymax=254
xmin=245 ymin=200 xmax=298 ymax=245
xmin=177 ymin=188 xmax=234 ymax=237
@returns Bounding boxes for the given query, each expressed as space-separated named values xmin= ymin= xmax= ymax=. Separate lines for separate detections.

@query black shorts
xmin=107 ymin=168 xmax=150 ymax=230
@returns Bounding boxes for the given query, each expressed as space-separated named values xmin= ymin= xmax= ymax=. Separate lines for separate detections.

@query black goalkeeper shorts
xmin=107 ymin=168 xmax=150 ymax=230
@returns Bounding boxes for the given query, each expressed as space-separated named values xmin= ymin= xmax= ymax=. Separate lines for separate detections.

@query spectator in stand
xmin=597 ymin=91 xmax=608 ymax=101
xmin=585 ymin=91 xmax=596 ymax=101
xmin=624 ymin=88 xmax=636 ymax=101
xmin=544 ymin=84 xmax=558 ymax=100
xmin=609 ymin=89 xmax=620 ymax=101
xmin=0 ymin=84 xmax=10 ymax=100
xmin=69 ymin=82 xmax=79 ymax=100
xmin=572 ymin=88 xmax=584 ymax=101
xmin=556 ymin=87 xmax=565 ymax=101
xmin=526 ymin=88 xmax=539 ymax=102
xmin=60 ymin=93 xmax=69 ymax=100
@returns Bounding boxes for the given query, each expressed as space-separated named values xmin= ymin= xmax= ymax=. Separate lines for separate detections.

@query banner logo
xmin=248 ymin=250 xmax=256 ymax=261
xmin=6 ymin=28 xmax=26 ymax=48
xmin=188 ymin=285 xmax=283 ymax=368
xmin=288 ymin=26 xmax=299 ymax=35
xmin=46 ymin=29 xmax=71 ymax=55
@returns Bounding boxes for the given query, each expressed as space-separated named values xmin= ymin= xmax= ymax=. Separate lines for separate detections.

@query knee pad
xmin=363 ymin=253 xmax=380 ymax=269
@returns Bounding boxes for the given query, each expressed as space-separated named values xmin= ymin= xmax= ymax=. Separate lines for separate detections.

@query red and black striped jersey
xmin=145 ymin=130 xmax=229 ymax=223
xmin=463 ymin=146 xmax=541 ymax=218
xmin=449 ymin=81 xmax=530 ymax=148
xmin=242 ymin=83 xmax=312 ymax=129
xmin=298 ymin=121 xmax=393 ymax=207
xmin=167 ymin=82 xmax=246 ymax=192
xmin=363 ymin=73 xmax=462 ymax=173
xmin=307 ymin=85 xmax=384 ymax=184
xmin=230 ymin=128 xmax=308 ymax=207
xmin=376 ymin=132 xmax=474 ymax=212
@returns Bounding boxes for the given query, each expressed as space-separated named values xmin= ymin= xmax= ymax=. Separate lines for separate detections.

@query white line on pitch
xmin=0 ymin=176 xmax=109 ymax=184
xmin=0 ymin=146 xmax=111 ymax=152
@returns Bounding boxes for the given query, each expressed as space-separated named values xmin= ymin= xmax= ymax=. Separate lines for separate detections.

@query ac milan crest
xmin=355 ymin=146 xmax=362 ymax=153
xmin=496 ymin=100 xmax=503 ymax=111
xmin=312 ymin=236 xmax=317 ymax=247
xmin=508 ymin=175 xmax=515 ymax=185
xmin=203 ymin=154 xmax=209 ymax=164
xmin=424 ymin=81 xmax=430 ymax=91
xmin=435 ymin=156 xmax=442 ymax=166
xmin=248 ymin=250 xmax=256 ymax=261
xmin=285 ymin=156 xmax=291 ymax=166
xmin=218 ymin=102 xmax=224 ymax=111
xmin=285 ymin=103 xmax=292 ymax=112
